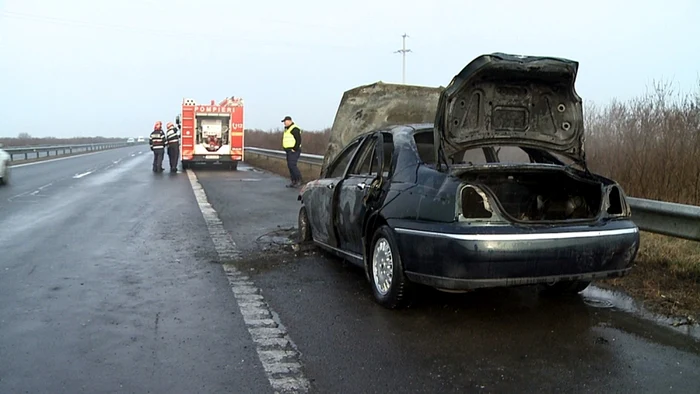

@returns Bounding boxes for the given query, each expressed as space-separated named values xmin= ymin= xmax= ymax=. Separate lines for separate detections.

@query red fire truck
xmin=175 ymin=97 xmax=244 ymax=170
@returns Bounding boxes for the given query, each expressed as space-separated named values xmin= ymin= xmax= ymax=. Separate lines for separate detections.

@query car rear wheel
xmin=298 ymin=206 xmax=312 ymax=243
xmin=368 ymin=225 xmax=413 ymax=309
xmin=539 ymin=280 xmax=591 ymax=296
xmin=229 ymin=161 xmax=238 ymax=171
xmin=181 ymin=161 xmax=190 ymax=170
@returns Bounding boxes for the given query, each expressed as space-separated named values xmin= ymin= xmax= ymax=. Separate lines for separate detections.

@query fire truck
xmin=175 ymin=97 xmax=244 ymax=170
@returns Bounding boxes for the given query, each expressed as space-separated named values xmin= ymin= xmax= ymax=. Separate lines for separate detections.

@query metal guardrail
xmin=627 ymin=197 xmax=700 ymax=242
xmin=3 ymin=141 xmax=139 ymax=162
xmin=244 ymin=147 xmax=700 ymax=242
xmin=245 ymin=147 xmax=324 ymax=164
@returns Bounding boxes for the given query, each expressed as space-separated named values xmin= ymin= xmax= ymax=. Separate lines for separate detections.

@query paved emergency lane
xmin=196 ymin=164 xmax=700 ymax=394
xmin=0 ymin=154 xmax=273 ymax=393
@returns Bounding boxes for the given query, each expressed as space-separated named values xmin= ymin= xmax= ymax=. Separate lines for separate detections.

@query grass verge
xmin=600 ymin=232 xmax=700 ymax=322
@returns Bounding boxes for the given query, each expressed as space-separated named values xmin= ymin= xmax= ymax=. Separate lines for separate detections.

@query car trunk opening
xmin=435 ymin=53 xmax=585 ymax=166
xmin=456 ymin=167 xmax=603 ymax=223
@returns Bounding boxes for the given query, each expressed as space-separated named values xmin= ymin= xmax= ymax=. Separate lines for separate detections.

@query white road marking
xmin=186 ymin=169 xmax=310 ymax=393
xmin=72 ymin=171 xmax=93 ymax=179
xmin=8 ymin=191 xmax=30 ymax=201
xmin=9 ymin=183 xmax=53 ymax=200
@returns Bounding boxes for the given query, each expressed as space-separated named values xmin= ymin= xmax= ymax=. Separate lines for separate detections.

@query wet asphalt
xmin=0 ymin=147 xmax=270 ymax=393
xmin=1 ymin=149 xmax=699 ymax=393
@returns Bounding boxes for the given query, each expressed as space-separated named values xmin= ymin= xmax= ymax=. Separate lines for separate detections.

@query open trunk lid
xmin=434 ymin=53 xmax=586 ymax=165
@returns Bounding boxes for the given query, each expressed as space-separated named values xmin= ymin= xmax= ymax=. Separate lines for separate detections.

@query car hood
xmin=434 ymin=53 xmax=586 ymax=164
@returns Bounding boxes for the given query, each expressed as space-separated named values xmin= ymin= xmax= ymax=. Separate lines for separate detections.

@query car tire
xmin=368 ymin=225 xmax=413 ymax=309
xmin=539 ymin=280 xmax=591 ymax=296
xmin=229 ymin=161 xmax=238 ymax=171
xmin=181 ymin=161 xmax=189 ymax=170
xmin=298 ymin=206 xmax=312 ymax=243
xmin=0 ymin=164 xmax=8 ymax=185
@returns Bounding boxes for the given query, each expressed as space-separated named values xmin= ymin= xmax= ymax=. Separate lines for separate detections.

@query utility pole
xmin=394 ymin=33 xmax=412 ymax=84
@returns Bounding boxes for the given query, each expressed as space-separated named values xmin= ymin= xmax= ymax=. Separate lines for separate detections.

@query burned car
xmin=297 ymin=53 xmax=639 ymax=309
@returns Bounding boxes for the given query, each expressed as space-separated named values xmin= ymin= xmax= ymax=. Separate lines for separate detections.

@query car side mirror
xmin=175 ymin=115 xmax=181 ymax=126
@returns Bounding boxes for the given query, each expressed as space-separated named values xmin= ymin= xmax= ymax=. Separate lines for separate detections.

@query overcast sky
xmin=1 ymin=0 xmax=698 ymax=138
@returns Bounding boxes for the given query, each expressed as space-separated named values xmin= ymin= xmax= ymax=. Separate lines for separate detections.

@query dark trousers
xmin=286 ymin=149 xmax=302 ymax=183
xmin=152 ymin=149 xmax=164 ymax=171
xmin=167 ymin=143 xmax=180 ymax=170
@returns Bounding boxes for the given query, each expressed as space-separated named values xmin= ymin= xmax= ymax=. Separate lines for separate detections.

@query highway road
xmin=1 ymin=146 xmax=700 ymax=393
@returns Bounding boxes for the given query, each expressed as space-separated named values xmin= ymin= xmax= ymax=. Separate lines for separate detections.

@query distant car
xmin=137 ymin=136 xmax=145 ymax=143
xmin=297 ymin=53 xmax=640 ymax=309
xmin=127 ymin=138 xmax=135 ymax=144
xmin=0 ymin=143 xmax=10 ymax=185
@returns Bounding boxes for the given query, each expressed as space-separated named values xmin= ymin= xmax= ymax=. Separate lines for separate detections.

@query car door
xmin=306 ymin=138 xmax=363 ymax=247
xmin=335 ymin=132 xmax=393 ymax=257
xmin=334 ymin=136 xmax=377 ymax=256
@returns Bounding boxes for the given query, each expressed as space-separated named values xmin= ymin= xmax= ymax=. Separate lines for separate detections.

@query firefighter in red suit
xmin=149 ymin=121 xmax=166 ymax=172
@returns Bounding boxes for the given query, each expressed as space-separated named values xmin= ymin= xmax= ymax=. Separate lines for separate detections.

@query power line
xmin=394 ymin=33 xmax=412 ymax=84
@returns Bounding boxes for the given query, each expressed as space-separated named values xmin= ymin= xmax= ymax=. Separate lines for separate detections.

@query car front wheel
xmin=298 ymin=206 xmax=312 ymax=243
xmin=368 ymin=225 xmax=413 ymax=309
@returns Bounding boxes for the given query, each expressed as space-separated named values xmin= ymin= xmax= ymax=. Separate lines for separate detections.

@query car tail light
xmin=605 ymin=185 xmax=631 ymax=217
xmin=460 ymin=185 xmax=493 ymax=219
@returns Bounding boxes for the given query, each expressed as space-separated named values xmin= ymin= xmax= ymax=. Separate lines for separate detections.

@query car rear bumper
xmin=390 ymin=219 xmax=640 ymax=290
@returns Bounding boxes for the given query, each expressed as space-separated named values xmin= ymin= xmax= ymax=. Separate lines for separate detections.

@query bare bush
xmin=586 ymin=80 xmax=700 ymax=205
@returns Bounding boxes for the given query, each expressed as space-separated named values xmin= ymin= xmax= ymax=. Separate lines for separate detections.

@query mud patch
xmin=221 ymin=227 xmax=319 ymax=273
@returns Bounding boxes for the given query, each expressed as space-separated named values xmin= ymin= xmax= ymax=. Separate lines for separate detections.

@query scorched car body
xmin=297 ymin=53 xmax=640 ymax=309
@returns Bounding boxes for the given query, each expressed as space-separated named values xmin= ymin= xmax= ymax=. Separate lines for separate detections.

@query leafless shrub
xmin=586 ymin=80 xmax=700 ymax=204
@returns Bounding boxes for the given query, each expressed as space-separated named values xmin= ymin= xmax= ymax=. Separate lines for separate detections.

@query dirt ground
xmin=599 ymin=232 xmax=700 ymax=323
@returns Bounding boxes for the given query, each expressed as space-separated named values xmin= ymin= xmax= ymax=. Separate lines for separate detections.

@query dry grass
xmin=603 ymin=232 xmax=700 ymax=320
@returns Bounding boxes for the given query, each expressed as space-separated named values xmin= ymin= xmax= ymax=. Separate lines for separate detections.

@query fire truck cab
xmin=176 ymin=97 xmax=244 ymax=170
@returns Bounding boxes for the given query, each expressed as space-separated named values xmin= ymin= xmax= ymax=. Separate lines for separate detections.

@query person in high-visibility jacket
xmin=164 ymin=122 xmax=180 ymax=173
xmin=281 ymin=115 xmax=303 ymax=187
xmin=149 ymin=121 xmax=166 ymax=172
